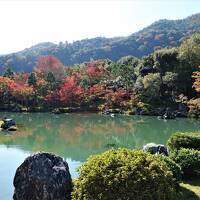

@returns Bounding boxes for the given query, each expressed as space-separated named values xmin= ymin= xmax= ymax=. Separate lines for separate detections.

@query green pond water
xmin=0 ymin=112 xmax=200 ymax=200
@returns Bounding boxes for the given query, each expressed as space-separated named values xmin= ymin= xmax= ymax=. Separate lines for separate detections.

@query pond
xmin=0 ymin=112 xmax=200 ymax=200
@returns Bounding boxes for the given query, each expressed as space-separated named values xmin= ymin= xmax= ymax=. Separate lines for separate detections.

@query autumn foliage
xmin=58 ymin=77 xmax=84 ymax=106
xmin=35 ymin=55 xmax=66 ymax=81
xmin=192 ymin=66 xmax=200 ymax=92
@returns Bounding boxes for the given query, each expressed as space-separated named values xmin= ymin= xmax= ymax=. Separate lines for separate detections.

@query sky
xmin=0 ymin=0 xmax=200 ymax=55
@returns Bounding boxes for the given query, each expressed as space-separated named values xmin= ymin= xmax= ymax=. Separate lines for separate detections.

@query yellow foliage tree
xmin=192 ymin=66 xmax=200 ymax=92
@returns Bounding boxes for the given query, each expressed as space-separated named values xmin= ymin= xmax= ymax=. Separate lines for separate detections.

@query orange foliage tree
xmin=34 ymin=55 xmax=66 ymax=81
xmin=0 ymin=76 xmax=15 ymax=104
xmin=10 ymin=83 xmax=34 ymax=106
xmin=192 ymin=66 xmax=200 ymax=92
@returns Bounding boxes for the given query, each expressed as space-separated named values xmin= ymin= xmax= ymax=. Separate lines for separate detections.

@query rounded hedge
xmin=167 ymin=132 xmax=200 ymax=152
xmin=159 ymin=156 xmax=182 ymax=183
xmin=170 ymin=148 xmax=200 ymax=179
xmin=72 ymin=148 xmax=178 ymax=200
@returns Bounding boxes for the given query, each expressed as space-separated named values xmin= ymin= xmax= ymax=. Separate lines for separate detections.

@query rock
xmin=102 ymin=108 xmax=122 ymax=115
xmin=7 ymin=125 xmax=17 ymax=131
xmin=143 ymin=143 xmax=169 ymax=156
xmin=176 ymin=111 xmax=187 ymax=118
xmin=1 ymin=118 xmax=16 ymax=130
xmin=13 ymin=152 xmax=72 ymax=200
xmin=161 ymin=108 xmax=176 ymax=119
xmin=20 ymin=107 xmax=28 ymax=112
xmin=52 ymin=108 xmax=61 ymax=114
xmin=163 ymin=112 xmax=176 ymax=119
xmin=178 ymin=103 xmax=187 ymax=113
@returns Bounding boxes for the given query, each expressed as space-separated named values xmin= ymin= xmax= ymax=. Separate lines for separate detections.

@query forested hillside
xmin=0 ymin=13 xmax=200 ymax=72
xmin=1 ymin=32 xmax=200 ymax=117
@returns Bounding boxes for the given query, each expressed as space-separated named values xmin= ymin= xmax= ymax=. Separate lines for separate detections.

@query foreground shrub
xmin=159 ymin=156 xmax=182 ymax=183
xmin=167 ymin=132 xmax=200 ymax=151
xmin=72 ymin=148 xmax=178 ymax=200
xmin=170 ymin=148 xmax=200 ymax=179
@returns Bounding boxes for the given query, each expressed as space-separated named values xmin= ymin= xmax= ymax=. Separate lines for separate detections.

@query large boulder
xmin=13 ymin=152 xmax=72 ymax=200
xmin=143 ymin=143 xmax=169 ymax=156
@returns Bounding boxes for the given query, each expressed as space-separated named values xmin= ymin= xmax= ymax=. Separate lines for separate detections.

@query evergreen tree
xmin=28 ymin=72 xmax=37 ymax=87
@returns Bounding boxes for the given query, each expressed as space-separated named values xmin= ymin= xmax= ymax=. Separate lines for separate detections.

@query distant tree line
xmin=0 ymin=33 xmax=200 ymax=117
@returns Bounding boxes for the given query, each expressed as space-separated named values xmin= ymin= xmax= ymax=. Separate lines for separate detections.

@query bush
xmin=159 ymin=156 xmax=182 ymax=183
xmin=170 ymin=148 xmax=200 ymax=179
xmin=72 ymin=148 xmax=178 ymax=200
xmin=167 ymin=132 xmax=200 ymax=151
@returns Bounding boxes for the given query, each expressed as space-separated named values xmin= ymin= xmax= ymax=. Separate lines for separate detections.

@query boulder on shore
xmin=13 ymin=152 xmax=72 ymax=200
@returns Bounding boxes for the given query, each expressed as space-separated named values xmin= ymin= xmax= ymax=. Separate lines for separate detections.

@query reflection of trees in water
xmin=0 ymin=112 xmax=200 ymax=161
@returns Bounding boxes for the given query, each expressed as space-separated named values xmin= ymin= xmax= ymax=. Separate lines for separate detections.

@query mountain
xmin=0 ymin=13 xmax=200 ymax=72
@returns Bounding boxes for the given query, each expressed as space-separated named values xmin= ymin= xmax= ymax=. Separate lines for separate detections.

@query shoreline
xmin=0 ymin=106 xmax=189 ymax=119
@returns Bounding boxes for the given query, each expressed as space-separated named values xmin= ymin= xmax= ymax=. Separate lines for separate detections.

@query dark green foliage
xmin=46 ymin=72 xmax=56 ymax=83
xmin=153 ymin=48 xmax=179 ymax=75
xmin=167 ymin=132 xmax=200 ymax=151
xmin=3 ymin=67 xmax=14 ymax=78
xmin=107 ymin=56 xmax=139 ymax=89
xmin=159 ymin=156 xmax=182 ymax=183
xmin=170 ymin=148 xmax=200 ymax=179
xmin=72 ymin=148 xmax=178 ymax=200
xmin=28 ymin=72 xmax=37 ymax=86
xmin=141 ymin=73 xmax=162 ymax=103
xmin=1 ymin=13 xmax=200 ymax=73
xmin=175 ymin=32 xmax=200 ymax=96
xmin=46 ymin=72 xmax=57 ymax=90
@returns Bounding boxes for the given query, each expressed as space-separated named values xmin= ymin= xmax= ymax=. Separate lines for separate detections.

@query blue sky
xmin=0 ymin=0 xmax=199 ymax=54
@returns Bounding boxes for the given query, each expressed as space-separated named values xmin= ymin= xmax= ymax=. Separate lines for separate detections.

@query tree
xmin=0 ymin=76 xmax=15 ymax=104
xmin=176 ymin=33 xmax=200 ymax=96
xmin=58 ymin=77 xmax=84 ymax=106
xmin=153 ymin=48 xmax=179 ymax=75
xmin=35 ymin=55 xmax=66 ymax=81
xmin=28 ymin=72 xmax=37 ymax=87
xmin=105 ymin=89 xmax=130 ymax=108
xmin=46 ymin=72 xmax=56 ymax=90
xmin=161 ymin=72 xmax=178 ymax=101
xmin=178 ymin=33 xmax=200 ymax=67
xmin=36 ymin=79 xmax=48 ymax=96
xmin=141 ymin=73 xmax=162 ymax=103
xmin=192 ymin=66 xmax=200 ymax=92
xmin=9 ymin=82 xmax=34 ymax=107
xmin=108 ymin=56 xmax=138 ymax=90
xmin=77 ymin=60 xmax=107 ymax=89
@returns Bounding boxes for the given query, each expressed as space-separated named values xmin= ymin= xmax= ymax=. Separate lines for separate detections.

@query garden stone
xmin=143 ymin=143 xmax=169 ymax=156
xmin=13 ymin=152 xmax=72 ymax=200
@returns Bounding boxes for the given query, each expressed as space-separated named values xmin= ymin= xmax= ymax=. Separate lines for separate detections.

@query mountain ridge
xmin=0 ymin=12 xmax=200 ymax=72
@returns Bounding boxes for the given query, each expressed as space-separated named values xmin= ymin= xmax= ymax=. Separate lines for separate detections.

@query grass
xmin=179 ymin=179 xmax=200 ymax=200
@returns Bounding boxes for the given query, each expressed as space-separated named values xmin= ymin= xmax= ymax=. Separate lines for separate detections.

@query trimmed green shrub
xmin=167 ymin=132 xmax=200 ymax=151
xmin=159 ymin=156 xmax=182 ymax=182
xmin=72 ymin=148 xmax=178 ymax=200
xmin=170 ymin=148 xmax=200 ymax=179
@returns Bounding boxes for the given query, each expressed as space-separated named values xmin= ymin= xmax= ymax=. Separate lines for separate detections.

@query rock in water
xmin=13 ymin=152 xmax=72 ymax=200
